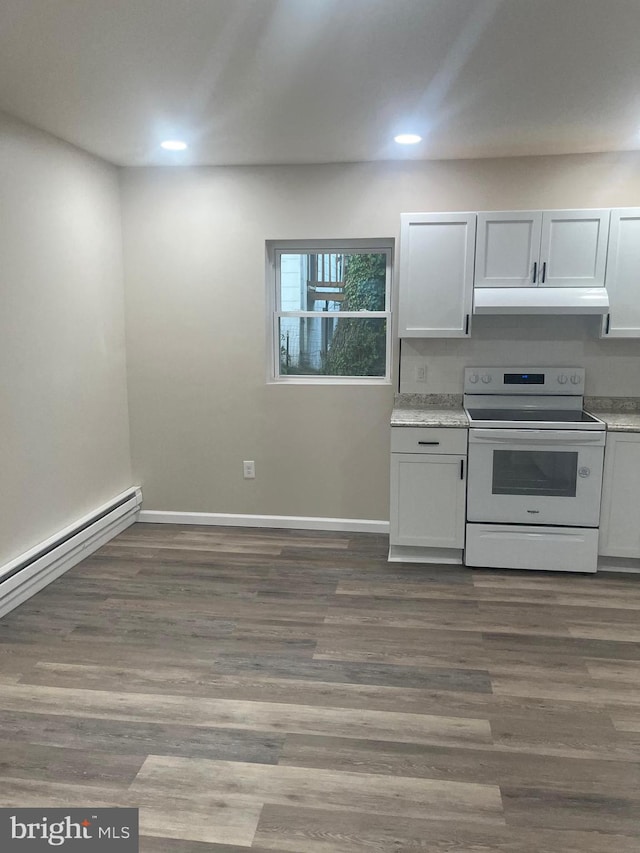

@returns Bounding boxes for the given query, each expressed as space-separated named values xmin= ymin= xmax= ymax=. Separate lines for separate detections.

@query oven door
xmin=467 ymin=429 xmax=605 ymax=527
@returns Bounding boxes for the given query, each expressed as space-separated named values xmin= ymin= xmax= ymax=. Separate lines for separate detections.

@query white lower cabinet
xmin=389 ymin=427 xmax=467 ymax=562
xmin=599 ymin=432 xmax=640 ymax=558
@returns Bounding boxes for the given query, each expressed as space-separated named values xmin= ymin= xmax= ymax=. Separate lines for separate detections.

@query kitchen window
xmin=267 ymin=240 xmax=392 ymax=383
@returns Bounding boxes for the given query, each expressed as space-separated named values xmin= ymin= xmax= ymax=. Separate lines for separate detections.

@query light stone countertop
xmin=391 ymin=394 xmax=468 ymax=428
xmin=391 ymin=407 xmax=469 ymax=428
xmin=589 ymin=412 xmax=640 ymax=432
xmin=585 ymin=397 xmax=640 ymax=432
xmin=390 ymin=395 xmax=640 ymax=431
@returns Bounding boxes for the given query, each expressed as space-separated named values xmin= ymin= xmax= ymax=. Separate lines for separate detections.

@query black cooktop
xmin=466 ymin=408 xmax=600 ymax=423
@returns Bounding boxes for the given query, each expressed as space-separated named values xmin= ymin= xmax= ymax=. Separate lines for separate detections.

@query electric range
xmin=463 ymin=366 xmax=605 ymax=573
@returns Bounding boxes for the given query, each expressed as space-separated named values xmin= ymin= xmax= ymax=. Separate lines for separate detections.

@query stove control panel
xmin=464 ymin=367 xmax=585 ymax=394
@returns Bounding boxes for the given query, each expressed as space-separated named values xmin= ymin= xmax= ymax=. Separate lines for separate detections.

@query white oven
xmin=467 ymin=428 xmax=605 ymax=527
xmin=463 ymin=366 xmax=606 ymax=573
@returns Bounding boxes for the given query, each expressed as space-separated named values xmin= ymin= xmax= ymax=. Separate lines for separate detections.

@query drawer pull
xmin=418 ymin=441 xmax=440 ymax=446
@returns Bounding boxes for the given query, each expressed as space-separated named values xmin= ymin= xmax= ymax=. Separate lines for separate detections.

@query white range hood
xmin=473 ymin=287 xmax=610 ymax=315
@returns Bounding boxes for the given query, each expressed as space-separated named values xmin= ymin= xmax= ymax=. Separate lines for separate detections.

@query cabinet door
xmin=540 ymin=209 xmax=609 ymax=287
xmin=398 ymin=212 xmax=475 ymax=337
xmin=601 ymin=209 xmax=640 ymax=338
xmin=599 ymin=434 xmax=640 ymax=558
xmin=390 ymin=453 xmax=466 ymax=548
xmin=475 ymin=211 xmax=542 ymax=287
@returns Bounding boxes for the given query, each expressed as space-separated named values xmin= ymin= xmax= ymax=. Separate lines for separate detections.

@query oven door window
xmin=492 ymin=449 xmax=578 ymax=497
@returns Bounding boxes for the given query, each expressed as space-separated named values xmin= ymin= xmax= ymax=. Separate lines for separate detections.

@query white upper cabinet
xmin=601 ymin=208 xmax=640 ymax=338
xmin=475 ymin=211 xmax=542 ymax=287
xmin=540 ymin=210 xmax=609 ymax=287
xmin=398 ymin=212 xmax=475 ymax=337
xmin=475 ymin=209 xmax=610 ymax=288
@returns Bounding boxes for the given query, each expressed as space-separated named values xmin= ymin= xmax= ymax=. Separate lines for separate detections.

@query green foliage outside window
xmin=323 ymin=253 xmax=387 ymax=376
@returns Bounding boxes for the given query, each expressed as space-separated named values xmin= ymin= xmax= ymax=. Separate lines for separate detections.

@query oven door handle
xmin=469 ymin=429 xmax=605 ymax=445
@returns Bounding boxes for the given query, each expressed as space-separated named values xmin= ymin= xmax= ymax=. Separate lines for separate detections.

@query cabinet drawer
xmin=391 ymin=427 xmax=467 ymax=455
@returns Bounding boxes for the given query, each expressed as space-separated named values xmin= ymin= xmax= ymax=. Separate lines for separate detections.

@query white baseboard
xmin=0 ymin=487 xmax=142 ymax=619
xmin=138 ymin=510 xmax=389 ymax=535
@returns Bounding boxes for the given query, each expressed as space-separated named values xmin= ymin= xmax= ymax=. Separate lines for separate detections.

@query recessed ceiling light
xmin=394 ymin=134 xmax=422 ymax=145
xmin=160 ymin=140 xmax=188 ymax=151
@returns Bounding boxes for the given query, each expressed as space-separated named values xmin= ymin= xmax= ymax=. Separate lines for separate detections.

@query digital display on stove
xmin=503 ymin=373 xmax=545 ymax=385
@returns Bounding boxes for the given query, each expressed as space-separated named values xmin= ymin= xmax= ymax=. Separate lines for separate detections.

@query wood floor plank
xmin=99 ymin=596 xmax=329 ymax=624
xmin=132 ymin=756 xmax=505 ymax=825
xmin=323 ymin=608 xmax=572 ymax=637
xmin=472 ymin=572 xmax=640 ymax=592
xmin=585 ymin=659 xmax=640 ymax=683
xmin=18 ymin=660 xmax=502 ymax=716
xmin=313 ymin=623 xmax=489 ymax=668
xmin=0 ymin=709 xmax=284 ymax=764
xmin=0 ymin=776 xmax=262 ymax=846
xmin=482 ymin=630 xmax=640 ymax=661
xmin=501 ymin=785 xmax=640 ymax=835
xmin=140 ymin=840 xmax=283 ymax=853
xmin=278 ymin=733 xmax=640 ymax=794
xmin=613 ymin=717 xmax=640 ymax=733
xmin=487 ymin=706 xmax=638 ymax=760
xmin=253 ymin=804 xmax=640 ymax=853
xmin=568 ymin=623 xmax=640 ymax=642
xmin=491 ymin=674 xmax=640 ymax=708
xmin=0 ymin=740 xmax=145 ymax=787
xmin=175 ymin=531 xmax=350 ymax=550
xmin=208 ymin=654 xmax=492 ymax=693
xmin=0 ymin=682 xmax=493 ymax=746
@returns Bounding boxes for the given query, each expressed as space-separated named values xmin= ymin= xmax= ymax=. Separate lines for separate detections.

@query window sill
xmin=268 ymin=376 xmax=392 ymax=386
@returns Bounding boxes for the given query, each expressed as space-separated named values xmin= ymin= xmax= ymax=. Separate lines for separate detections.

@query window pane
xmin=280 ymin=252 xmax=386 ymax=311
xmin=279 ymin=317 xmax=387 ymax=377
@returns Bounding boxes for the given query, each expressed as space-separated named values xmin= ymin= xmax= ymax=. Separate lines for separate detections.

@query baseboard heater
xmin=0 ymin=486 xmax=142 ymax=620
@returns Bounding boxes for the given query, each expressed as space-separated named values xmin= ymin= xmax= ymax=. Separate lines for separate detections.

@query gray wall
xmin=120 ymin=165 xmax=394 ymax=521
xmin=121 ymin=151 xmax=640 ymax=521
xmin=0 ymin=112 xmax=132 ymax=566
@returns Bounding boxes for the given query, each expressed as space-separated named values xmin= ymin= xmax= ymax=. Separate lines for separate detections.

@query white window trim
xmin=266 ymin=239 xmax=393 ymax=385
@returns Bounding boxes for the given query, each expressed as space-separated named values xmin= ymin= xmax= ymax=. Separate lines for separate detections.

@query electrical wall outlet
xmin=415 ymin=364 xmax=427 ymax=383
xmin=243 ymin=460 xmax=256 ymax=479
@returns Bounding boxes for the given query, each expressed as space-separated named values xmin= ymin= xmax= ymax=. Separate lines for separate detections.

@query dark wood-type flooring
xmin=0 ymin=523 xmax=639 ymax=851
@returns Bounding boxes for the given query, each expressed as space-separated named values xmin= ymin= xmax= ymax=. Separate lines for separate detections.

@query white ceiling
xmin=1 ymin=0 xmax=639 ymax=167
